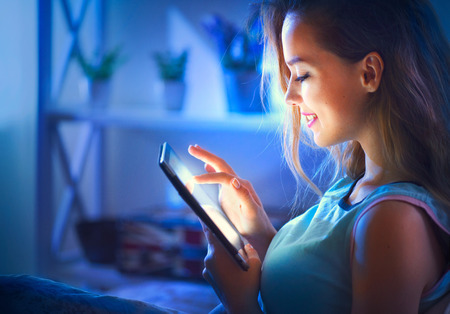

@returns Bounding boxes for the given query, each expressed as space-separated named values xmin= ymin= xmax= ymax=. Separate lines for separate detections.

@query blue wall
xmin=0 ymin=1 xmax=37 ymax=274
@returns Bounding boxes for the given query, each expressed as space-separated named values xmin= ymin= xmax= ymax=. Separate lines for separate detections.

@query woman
xmin=188 ymin=0 xmax=450 ymax=312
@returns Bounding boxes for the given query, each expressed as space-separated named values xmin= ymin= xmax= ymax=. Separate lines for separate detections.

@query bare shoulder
xmin=352 ymin=200 xmax=437 ymax=271
xmin=355 ymin=200 xmax=432 ymax=240
xmin=351 ymin=200 xmax=445 ymax=313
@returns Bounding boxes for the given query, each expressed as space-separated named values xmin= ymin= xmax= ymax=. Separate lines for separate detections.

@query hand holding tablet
xmin=159 ymin=142 xmax=250 ymax=271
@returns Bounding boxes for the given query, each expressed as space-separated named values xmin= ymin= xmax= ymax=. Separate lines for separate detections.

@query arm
xmin=187 ymin=145 xmax=273 ymax=313
xmin=351 ymin=201 xmax=445 ymax=313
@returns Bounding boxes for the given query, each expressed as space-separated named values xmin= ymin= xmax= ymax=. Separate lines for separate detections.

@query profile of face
xmin=282 ymin=13 xmax=381 ymax=148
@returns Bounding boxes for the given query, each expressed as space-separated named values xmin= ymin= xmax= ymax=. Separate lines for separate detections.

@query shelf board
xmin=46 ymin=106 xmax=283 ymax=132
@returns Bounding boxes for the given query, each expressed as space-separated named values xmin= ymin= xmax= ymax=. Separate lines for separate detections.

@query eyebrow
xmin=286 ymin=56 xmax=306 ymax=66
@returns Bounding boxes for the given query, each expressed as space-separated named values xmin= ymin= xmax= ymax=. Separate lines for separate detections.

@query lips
xmin=302 ymin=112 xmax=318 ymax=128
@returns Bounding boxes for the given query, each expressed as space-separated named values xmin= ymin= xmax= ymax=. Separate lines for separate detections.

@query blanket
xmin=0 ymin=275 xmax=178 ymax=314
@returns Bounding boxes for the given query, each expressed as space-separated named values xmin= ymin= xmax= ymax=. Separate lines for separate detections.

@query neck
xmin=359 ymin=140 xmax=408 ymax=187
xmin=347 ymin=150 xmax=404 ymax=204
xmin=362 ymin=155 xmax=394 ymax=185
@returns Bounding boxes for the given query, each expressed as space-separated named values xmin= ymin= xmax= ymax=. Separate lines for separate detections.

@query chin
xmin=313 ymin=135 xmax=339 ymax=148
xmin=312 ymin=136 xmax=327 ymax=148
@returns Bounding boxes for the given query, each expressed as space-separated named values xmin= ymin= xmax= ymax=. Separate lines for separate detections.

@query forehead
xmin=282 ymin=13 xmax=302 ymax=39
xmin=281 ymin=13 xmax=322 ymax=65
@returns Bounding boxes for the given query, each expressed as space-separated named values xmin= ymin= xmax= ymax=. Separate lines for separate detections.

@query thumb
xmin=244 ymin=243 xmax=261 ymax=268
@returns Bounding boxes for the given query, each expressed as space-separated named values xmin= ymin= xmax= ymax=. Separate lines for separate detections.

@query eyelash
xmin=295 ymin=73 xmax=310 ymax=82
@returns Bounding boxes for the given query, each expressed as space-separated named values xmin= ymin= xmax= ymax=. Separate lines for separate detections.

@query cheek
xmin=313 ymin=87 xmax=360 ymax=127
xmin=320 ymin=76 xmax=361 ymax=110
xmin=302 ymin=73 xmax=363 ymax=116
xmin=302 ymin=80 xmax=339 ymax=112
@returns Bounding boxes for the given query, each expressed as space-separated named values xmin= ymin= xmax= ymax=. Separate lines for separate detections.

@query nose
xmin=284 ymin=81 xmax=302 ymax=107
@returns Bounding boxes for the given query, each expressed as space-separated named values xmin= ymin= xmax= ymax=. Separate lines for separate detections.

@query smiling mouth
xmin=303 ymin=113 xmax=318 ymax=127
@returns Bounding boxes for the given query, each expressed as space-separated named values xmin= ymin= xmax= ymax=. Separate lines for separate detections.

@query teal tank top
xmin=260 ymin=177 xmax=450 ymax=313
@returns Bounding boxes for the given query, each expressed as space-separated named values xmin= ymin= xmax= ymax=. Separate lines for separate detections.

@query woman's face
xmin=282 ymin=13 xmax=371 ymax=147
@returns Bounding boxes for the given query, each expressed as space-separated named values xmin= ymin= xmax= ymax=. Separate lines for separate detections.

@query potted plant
xmin=76 ymin=47 xmax=123 ymax=107
xmin=203 ymin=14 xmax=264 ymax=113
xmin=153 ymin=50 xmax=188 ymax=111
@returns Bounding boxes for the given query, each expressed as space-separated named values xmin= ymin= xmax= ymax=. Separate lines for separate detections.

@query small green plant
xmin=154 ymin=50 xmax=188 ymax=81
xmin=76 ymin=47 xmax=124 ymax=81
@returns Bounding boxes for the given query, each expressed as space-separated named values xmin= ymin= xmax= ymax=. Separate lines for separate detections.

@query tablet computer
xmin=159 ymin=142 xmax=249 ymax=271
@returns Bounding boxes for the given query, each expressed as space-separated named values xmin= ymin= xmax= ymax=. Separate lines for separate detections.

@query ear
xmin=360 ymin=52 xmax=384 ymax=93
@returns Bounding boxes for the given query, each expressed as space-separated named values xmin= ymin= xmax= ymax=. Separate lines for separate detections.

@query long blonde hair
xmin=260 ymin=0 xmax=450 ymax=211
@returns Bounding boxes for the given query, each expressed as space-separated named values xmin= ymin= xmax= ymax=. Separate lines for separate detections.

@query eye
xmin=295 ymin=73 xmax=310 ymax=82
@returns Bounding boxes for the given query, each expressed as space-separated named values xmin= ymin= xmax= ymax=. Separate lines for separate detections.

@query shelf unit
xmin=37 ymin=0 xmax=282 ymax=275
xmin=37 ymin=0 xmax=107 ymax=274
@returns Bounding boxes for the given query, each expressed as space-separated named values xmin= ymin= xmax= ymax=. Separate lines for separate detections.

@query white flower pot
xmin=89 ymin=80 xmax=111 ymax=108
xmin=162 ymin=81 xmax=186 ymax=111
